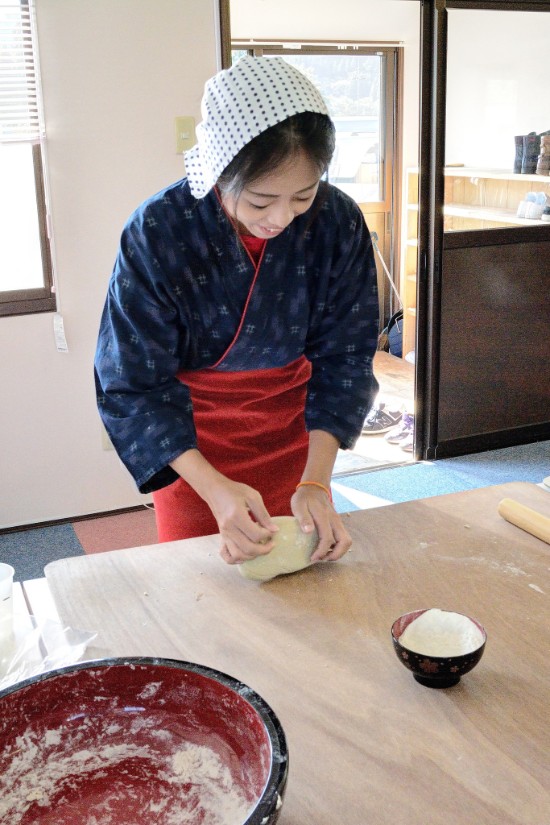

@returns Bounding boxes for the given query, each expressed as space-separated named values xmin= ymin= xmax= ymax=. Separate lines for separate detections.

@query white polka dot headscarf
xmin=184 ymin=56 xmax=330 ymax=199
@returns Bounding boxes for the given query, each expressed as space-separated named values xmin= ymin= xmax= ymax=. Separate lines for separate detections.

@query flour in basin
xmin=0 ymin=720 xmax=253 ymax=824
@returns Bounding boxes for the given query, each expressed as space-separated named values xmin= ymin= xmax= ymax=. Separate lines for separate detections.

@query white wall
xmin=230 ymin=0 xmax=421 ymax=172
xmin=231 ymin=1 xmax=550 ymax=173
xmin=0 ymin=0 xmax=219 ymax=528
xmin=445 ymin=10 xmax=550 ymax=169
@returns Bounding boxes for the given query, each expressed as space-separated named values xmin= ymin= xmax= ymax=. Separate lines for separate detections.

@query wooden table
xmin=45 ymin=482 xmax=550 ymax=825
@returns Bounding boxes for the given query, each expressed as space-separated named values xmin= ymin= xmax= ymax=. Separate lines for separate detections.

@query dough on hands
xmin=239 ymin=516 xmax=319 ymax=582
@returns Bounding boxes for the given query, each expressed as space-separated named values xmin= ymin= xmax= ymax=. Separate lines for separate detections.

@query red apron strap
xmin=211 ymin=189 xmax=267 ymax=368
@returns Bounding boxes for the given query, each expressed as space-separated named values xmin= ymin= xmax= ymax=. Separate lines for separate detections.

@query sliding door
xmin=417 ymin=0 xmax=550 ymax=460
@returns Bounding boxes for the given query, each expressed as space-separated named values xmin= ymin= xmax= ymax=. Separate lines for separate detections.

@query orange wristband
xmin=296 ymin=480 xmax=333 ymax=502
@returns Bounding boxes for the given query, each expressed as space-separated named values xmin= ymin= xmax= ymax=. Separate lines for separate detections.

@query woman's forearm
xmin=170 ymin=449 xmax=223 ymax=500
xmin=300 ymin=429 xmax=340 ymax=488
xmin=171 ymin=431 xmax=340 ymax=495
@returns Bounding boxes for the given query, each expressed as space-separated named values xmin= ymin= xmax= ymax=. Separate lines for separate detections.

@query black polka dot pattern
xmin=184 ymin=56 xmax=329 ymax=199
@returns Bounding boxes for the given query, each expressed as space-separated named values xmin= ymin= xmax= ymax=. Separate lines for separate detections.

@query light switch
xmin=175 ymin=116 xmax=196 ymax=154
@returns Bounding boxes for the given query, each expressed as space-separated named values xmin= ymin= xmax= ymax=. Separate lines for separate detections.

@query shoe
xmin=522 ymin=133 xmax=540 ymax=174
xmin=362 ymin=404 xmax=402 ymax=435
xmin=536 ymin=135 xmax=550 ymax=176
xmin=514 ymin=135 xmax=524 ymax=174
xmin=385 ymin=412 xmax=414 ymax=444
xmin=400 ymin=431 xmax=414 ymax=452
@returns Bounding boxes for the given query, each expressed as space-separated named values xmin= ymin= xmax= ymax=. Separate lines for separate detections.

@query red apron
xmin=152 ymin=228 xmax=311 ymax=541
xmin=152 ymin=358 xmax=311 ymax=541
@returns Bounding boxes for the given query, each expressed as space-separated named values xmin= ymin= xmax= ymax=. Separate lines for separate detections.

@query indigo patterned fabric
xmin=95 ymin=179 xmax=379 ymax=493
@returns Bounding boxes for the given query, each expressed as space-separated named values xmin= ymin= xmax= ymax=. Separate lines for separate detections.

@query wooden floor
xmin=333 ymin=351 xmax=415 ymax=476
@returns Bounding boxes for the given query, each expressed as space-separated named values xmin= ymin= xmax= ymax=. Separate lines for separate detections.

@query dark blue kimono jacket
xmin=95 ymin=179 xmax=379 ymax=493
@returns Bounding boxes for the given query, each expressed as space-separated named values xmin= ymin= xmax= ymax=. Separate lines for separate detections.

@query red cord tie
xmin=296 ymin=480 xmax=333 ymax=502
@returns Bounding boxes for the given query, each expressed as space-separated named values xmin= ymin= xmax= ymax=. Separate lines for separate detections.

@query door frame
xmin=229 ymin=41 xmax=404 ymax=330
xmin=416 ymin=0 xmax=550 ymax=461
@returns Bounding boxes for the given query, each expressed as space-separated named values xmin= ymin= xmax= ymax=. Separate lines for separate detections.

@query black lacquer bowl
xmin=391 ymin=609 xmax=487 ymax=688
xmin=0 ymin=657 xmax=288 ymax=824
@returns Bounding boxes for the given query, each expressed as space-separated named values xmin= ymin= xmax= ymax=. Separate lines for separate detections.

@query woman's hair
xmin=216 ymin=111 xmax=335 ymax=198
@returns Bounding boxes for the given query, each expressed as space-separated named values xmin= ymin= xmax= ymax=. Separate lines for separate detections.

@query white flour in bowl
xmin=399 ymin=608 xmax=484 ymax=657
xmin=0 ymin=720 xmax=253 ymax=824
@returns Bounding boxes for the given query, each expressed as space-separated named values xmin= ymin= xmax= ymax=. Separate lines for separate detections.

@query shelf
xmin=407 ymin=202 xmax=546 ymax=226
xmin=400 ymin=165 xmax=550 ymax=359
xmin=447 ymin=168 xmax=550 ymax=183
xmin=444 ymin=203 xmax=545 ymax=226
xmin=408 ymin=166 xmax=550 ymax=184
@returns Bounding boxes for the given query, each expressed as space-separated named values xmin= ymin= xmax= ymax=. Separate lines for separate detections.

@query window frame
xmin=231 ymin=41 xmax=399 ymax=213
xmin=231 ymin=40 xmax=404 ymax=327
xmin=0 ymin=0 xmax=56 ymax=318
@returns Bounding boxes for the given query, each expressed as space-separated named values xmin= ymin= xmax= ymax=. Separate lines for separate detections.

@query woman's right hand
xmin=205 ymin=477 xmax=280 ymax=564
xmin=170 ymin=448 xmax=279 ymax=563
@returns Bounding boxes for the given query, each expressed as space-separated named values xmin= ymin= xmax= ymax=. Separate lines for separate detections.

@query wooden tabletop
xmin=45 ymin=482 xmax=550 ymax=825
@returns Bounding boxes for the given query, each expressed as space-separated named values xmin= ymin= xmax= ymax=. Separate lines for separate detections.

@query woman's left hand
xmin=290 ymin=485 xmax=352 ymax=562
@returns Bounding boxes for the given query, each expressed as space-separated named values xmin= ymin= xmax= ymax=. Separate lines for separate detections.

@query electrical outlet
xmin=175 ymin=116 xmax=196 ymax=154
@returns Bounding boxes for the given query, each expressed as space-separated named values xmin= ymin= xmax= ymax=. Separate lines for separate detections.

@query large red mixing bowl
xmin=0 ymin=657 xmax=288 ymax=824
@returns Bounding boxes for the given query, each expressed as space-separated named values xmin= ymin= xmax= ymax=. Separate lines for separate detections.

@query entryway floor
xmin=333 ymin=350 xmax=415 ymax=476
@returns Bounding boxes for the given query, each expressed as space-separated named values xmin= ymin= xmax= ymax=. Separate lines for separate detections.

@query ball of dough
xmin=239 ymin=516 xmax=318 ymax=582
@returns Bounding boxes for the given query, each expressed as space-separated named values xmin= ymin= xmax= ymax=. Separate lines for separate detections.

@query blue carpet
xmin=2 ymin=441 xmax=548 ymax=577
xmin=334 ymin=441 xmax=550 ymax=510
xmin=0 ymin=524 xmax=85 ymax=582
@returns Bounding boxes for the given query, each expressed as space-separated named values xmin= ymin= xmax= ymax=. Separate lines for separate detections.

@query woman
xmin=95 ymin=56 xmax=379 ymax=566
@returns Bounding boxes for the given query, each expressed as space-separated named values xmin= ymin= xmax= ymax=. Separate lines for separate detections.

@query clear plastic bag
xmin=0 ymin=616 xmax=97 ymax=691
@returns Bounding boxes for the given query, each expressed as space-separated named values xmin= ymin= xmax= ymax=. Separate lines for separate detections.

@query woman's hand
xmin=291 ymin=484 xmax=352 ymax=562
xmin=291 ymin=430 xmax=352 ymax=562
xmin=204 ymin=476 xmax=280 ymax=565
xmin=170 ymin=449 xmax=278 ymax=565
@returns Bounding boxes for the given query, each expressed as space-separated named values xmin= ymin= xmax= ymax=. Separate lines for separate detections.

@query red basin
xmin=0 ymin=658 xmax=288 ymax=824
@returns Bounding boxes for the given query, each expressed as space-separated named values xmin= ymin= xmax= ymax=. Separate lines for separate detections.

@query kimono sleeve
xmin=304 ymin=197 xmax=380 ymax=448
xmin=94 ymin=214 xmax=198 ymax=493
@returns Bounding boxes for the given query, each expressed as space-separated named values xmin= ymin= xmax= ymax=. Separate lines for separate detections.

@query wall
xmin=230 ymin=0 xmax=421 ymax=173
xmin=0 ymin=0 xmax=219 ymax=529
xmin=0 ymin=0 xmax=419 ymax=531
xmin=446 ymin=10 xmax=550 ymax=170
xmin=6 ymin=2 xmax=544 ymax=529
xmin=231 ymin=1 xmax=550 ymax=175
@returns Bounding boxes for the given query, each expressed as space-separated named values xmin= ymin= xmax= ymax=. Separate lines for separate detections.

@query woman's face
xmin=221 ymin=149 xmax=321 ymax=239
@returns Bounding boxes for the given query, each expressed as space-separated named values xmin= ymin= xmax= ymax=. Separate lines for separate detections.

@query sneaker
xmin=362 ymin=404 xmax=402 ymax=435
xmin=400 ymin=430 xmax=414 ymax=452
xmin=385 ymin=412 xmax=414 ymax=444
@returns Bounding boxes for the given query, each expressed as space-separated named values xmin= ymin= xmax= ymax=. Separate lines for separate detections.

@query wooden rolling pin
xmin=498 ymin=498 xmax=550 ymax=545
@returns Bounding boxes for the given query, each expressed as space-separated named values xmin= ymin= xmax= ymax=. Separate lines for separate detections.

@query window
xmin=231 ymin=44 xmax=398 ymax=209
xmin=231 ymin=42 xmax=402 ymax=330
xmin=0 ymin=0 xmax=55 ymax=317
